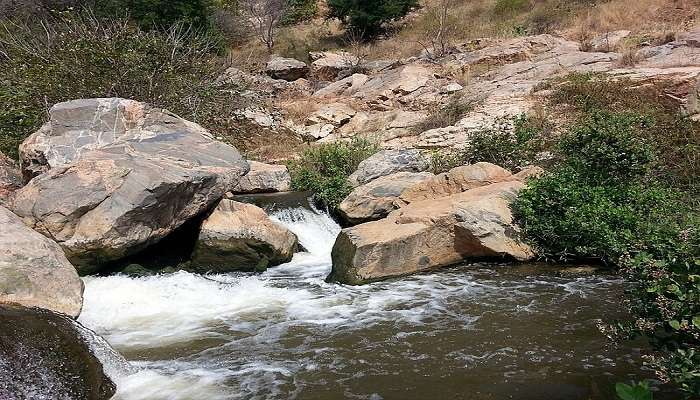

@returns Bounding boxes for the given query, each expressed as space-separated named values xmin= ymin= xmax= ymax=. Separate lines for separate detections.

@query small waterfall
xmin=73 ymin=320 xmax=138 ymax=380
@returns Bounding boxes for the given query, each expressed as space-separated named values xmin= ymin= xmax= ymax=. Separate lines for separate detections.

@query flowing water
xmin=78 ymin=198 xmax=667 ymax=400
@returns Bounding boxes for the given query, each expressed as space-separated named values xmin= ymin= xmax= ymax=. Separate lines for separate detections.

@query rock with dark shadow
xmin=191 ymin=199 xmax=298 ymax=272
xmin=0 ymin=305 xmax=116 ymax=400
xmin=10 ymin=98 xmax=249 ymax=272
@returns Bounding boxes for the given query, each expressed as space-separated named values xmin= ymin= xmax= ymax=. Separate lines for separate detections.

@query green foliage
xmin=0 ymin=12 xmax=244 ymax=159
xmin=94 ymin=0 xmax=215 ymax=29
xmin=616 ymin=381 xmax=654 ymax=400
xmin=427 ymin=113 xmax=553 ymax=174
xmin=327 ymin=0 xmax=417 ymax=36
xmin=281 ymin=0 xmax=318 ymax=25
xmin=514 ymin=75 xmax=700 ymax=395
xmin=551 ymin=73 xmax=700 ymax=197
xmin=288 ymin=138 xmax=377 ymax=208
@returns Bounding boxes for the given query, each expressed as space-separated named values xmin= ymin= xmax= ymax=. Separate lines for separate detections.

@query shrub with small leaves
xmin=288 ymin=138 xmax=378 ymax=209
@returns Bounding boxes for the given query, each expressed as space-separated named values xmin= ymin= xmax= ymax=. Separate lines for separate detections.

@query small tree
xmin=418 ymin=0 xmax=456 ymax=59
xmin=327 ymin=0 xmax=417 ymax=38
xmin=240 ymin=0 xmax=288 ymax=50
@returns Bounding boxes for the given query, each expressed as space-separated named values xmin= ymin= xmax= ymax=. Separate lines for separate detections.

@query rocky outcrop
xmin=339 ymin=172 xmax=434 ymax=225
xmin=310 ymin=51 xmax=358 ymax=80
xmin=0 ymin=206 xmax=83 ymax=318
xmin=266 ymin=56 xmax=309 ymax=81
xmin=400 ymin=162 xmax=513 ymax=203
xmin=11 ymin=98 xmax=249 ymax=271
xmin=589 ymin=30 xmax=631 ymax=52
xmin=328 ymin=181 xmax=534 ymax=284
xmin=232 ymin=161 xmax=291 ymax=193
xmin=0 ymin=152 xmax=21 ymax=204
xmin=0 ymin=305 xmax=115 ymax=400
xmin=191 ymin=199 xmax=298 ymax=272
xmin=348 ymin=149 xmax=430 ymax=186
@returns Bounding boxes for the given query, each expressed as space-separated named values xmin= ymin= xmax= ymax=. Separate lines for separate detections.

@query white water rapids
xmin=78 ymin=204 xmax=661 ymax=399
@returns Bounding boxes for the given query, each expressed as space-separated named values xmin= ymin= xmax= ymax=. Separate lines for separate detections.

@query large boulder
xmin=0 ymin=206 xmax=83 ymax=318
xmin=348 ymin=149 xmax=430 ymax=187
xmin=0 ymin=305 xmax=116 ymax=400
xmin=265 ymin=56 xmax=309 ymax=81
xmin=0 ymin=152 xmax=21 ymax=204
xmin=310 ymin=51 xmax=358 ymax=80
xmin=232 ymin=161 xmax=291 ymax=193
xmin=191 ymin=199 xmax=298 ymax=272
xmin=339 ymin=172 xmax=434 ymax=225
xmin=11 ymin=98 xmax=249 ymax=271
xmin=328 ymin=181 xmax=534 ymax=285
xmin=399 ymin=162 xmax=513 ymax=203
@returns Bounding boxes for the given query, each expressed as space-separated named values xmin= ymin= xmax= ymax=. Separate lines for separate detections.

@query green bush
xmin=288 ymin=138 xmax=378 ymax=208
xmin=0 ymin=12 xmax=246 ymax=159
xmin=327 ymin=0 xmax=417 ymax=37
xmin=94 ymin=0 xmax=216 ymax=29
xmin=427 ymin=113 xmax=553 ymax=174
xmin=512 ymin=106 xmax=700 ymax=395
xmin=281 ymin=0 xmax=318 ymax=25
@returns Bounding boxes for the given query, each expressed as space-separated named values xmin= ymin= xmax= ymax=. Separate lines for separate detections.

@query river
xmin=77 ymin=199 xmax=664 ymax=399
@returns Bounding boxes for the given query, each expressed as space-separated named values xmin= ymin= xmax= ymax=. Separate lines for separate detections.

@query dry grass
xmin=568 ymin=0 xmax=699 ymax=41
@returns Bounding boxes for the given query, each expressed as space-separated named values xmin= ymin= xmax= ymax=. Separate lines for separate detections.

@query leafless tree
xmin=240 ymin=0 xmax=288 ymax=51
xmin=418 ymin=0 xmax=456 ymax=60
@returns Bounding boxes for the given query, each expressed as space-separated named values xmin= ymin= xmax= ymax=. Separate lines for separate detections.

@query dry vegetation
xmin=226 ymin=0 xmax=699 ymax=70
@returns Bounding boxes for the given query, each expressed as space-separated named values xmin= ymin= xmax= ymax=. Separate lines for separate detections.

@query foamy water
xmin=79 ymin=205 xmax=662 ymax=399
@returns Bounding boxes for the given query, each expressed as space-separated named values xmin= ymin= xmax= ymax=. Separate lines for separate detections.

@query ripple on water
xmin=79 ymin=206 xmax=662 ymax=400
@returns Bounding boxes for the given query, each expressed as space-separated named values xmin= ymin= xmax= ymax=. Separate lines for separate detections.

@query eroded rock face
xmin=310 ymin=51 xmax=358 ymax=80
xmin=0 ymin=206 xmax=83 ymax=318
xmin=328 ymin=181 xmax=534 ymax=284
xmin=348 ymin=149 xmax=430 ymax=187
xmin=266 ymin=56 xmax=309 ymax=81
xmin=0 ymin=305 xmax=115 ymax=400
xmin=339 ymin=172 xmax=434 ymax=225
xmin=0 ymin=152 xmax=21 ymax=204
xmin=191 ymin=199 xmax=298 ymax=272
xmin=400 ymin=162 xmax=513 ymax=203
xmin=11 ymin=98 xmax=249 ymax=271
xmin=233 ymin=161 xmax=291 ymax=193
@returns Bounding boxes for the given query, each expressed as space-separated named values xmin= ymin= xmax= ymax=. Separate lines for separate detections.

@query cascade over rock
xmin=10 ymin=98 xmax=249 ymax=271
xmin=0 ymin=304 xmax=116 ymax=400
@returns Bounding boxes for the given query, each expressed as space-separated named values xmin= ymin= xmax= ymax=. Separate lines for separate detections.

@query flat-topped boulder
xmin=0 ymin=152 xmax=21 ymax=204
xmin=191 ymin=199 xmax=298 ymax=272
xmin=266 ymin=56 xmax=309 ymax=81
xmin=349 ymin=149 xmax=430 ymax=187
xmin=11 ymin=98 xmax=248 ymax=271
xmin=232 ymin=161 xmax=291 ymax=193
xmin=328 ymin=181 xmax=534 ymax=285
xmin=0 ymin=305 xmax=115 ymax=399
xmin=0 ymin=206 xmax=83 ymax=318
xmin=339 ymin=172 xmax=434 ymax=225
xmin=400 ymin=162 xmax=513 ymax=203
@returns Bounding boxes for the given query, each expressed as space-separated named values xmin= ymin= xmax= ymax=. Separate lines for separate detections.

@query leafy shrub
xmin=0 ymin=12 xmax=246 ymax=159
xmin=281 ymin=0 xmax=318 ymax=25
xmin=551 ymin=72 xmax=700 ymax=200
xmin=327 ymin=0 xmax=417 ymax=37
xmin=288 ymin=138 xmax=377 ymax=208
xmin=512 ymin=106 xmax=700 ymax=395
xmin=94 ymin=0 xmax=217 ymax=29
xmin=616 ymin=381 xmax=654 ymax=400
xmin=427 ymin=113 xmax=553 ymax=174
